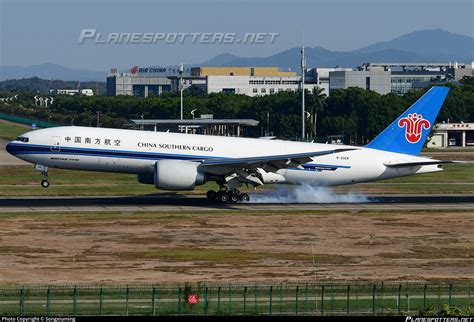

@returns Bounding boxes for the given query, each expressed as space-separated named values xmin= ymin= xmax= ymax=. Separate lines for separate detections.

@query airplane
xmin=6 ymin=86 xmax=453 ymax=203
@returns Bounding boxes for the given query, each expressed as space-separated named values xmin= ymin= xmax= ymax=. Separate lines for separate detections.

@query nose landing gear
xmin=206 ymin=188 xmax=250 ymax=203
xmin=35 ymin=164 xmax=50 ymax=188
xmin=40 ymin=178 xmax=50 ymax=188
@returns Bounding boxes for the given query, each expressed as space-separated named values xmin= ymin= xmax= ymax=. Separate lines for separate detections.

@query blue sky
xmin=1 ymin=0 xmax=472 ymax=70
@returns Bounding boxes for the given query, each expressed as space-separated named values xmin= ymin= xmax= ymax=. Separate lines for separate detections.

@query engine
xmin=153 ymin=160 xmax=205 ymax=191
xmin=256 ymin=168 xmax=286 ymax=184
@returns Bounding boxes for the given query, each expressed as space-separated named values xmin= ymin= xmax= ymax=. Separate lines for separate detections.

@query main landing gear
xmin=206 ymin=189 xmax=250 ymax=203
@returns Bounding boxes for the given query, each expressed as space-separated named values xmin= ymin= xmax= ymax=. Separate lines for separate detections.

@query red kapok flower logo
xmin=398 ymin=113 xmax=430 ymax=144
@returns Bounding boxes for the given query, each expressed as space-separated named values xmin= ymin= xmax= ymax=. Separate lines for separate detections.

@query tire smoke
xmin=249 ymin=184 xmax=372 ymax=203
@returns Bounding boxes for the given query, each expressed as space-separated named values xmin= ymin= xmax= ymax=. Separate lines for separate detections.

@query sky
xmin=0 ymin=0 xmax=472 ymax=71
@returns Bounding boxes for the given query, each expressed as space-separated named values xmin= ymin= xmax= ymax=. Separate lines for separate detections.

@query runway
xmin=0 ymin=194 xmax=473 ymax=212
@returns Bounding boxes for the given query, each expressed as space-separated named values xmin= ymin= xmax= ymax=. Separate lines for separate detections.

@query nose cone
xmin=5 ymin=142 xmax=14 ymax=155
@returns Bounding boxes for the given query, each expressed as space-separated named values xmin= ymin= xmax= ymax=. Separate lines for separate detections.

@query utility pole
xmin=96 ymin=111 xmax=100 ymax=127
xmin=178 ymin=63 xmax=184 ymax=120
xmin=301 ymin=46 xmax=306 ymax=141
xmin=266 ymin=111 xmax=270 ymax=136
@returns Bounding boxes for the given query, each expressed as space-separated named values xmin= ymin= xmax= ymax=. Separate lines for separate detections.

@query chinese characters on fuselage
xmin=64 ymin=136 xmax=121 ymax=147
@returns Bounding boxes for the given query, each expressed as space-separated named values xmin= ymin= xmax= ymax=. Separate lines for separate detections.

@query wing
xmin=199 ymin=148 xmax=356 ymax=175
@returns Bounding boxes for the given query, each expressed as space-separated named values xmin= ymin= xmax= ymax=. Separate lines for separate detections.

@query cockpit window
xmin=15 ymin=137 xmax=29 ymax=143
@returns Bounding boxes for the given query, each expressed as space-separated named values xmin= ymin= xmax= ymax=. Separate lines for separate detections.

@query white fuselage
xmin=7 ymin=126 xmax=442 ymax=187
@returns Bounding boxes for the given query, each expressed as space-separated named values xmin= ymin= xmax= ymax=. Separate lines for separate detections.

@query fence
xmin=0 ymin=281 xmax=472 ymax=316
xmin=0 ymin=112 xmax=60 ymax=128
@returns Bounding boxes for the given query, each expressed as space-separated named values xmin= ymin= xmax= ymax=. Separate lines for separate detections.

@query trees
xmin=1 ymin=80 xmax=471 ymax=143
xmin=320 ymin=87 xmax=403 ymax=144
xmin=305 ymin=86 xmax=327 ymax=139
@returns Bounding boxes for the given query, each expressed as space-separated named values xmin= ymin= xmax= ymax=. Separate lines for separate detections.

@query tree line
xmin=0 ymin=77 xmax=107 ymax=95
xmin=1 ymin=77 xmax=472 ymax=143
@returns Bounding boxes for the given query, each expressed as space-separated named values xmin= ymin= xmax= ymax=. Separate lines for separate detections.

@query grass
xmin=0 ymin=208 xmax=469 ymax=219
xmin=0 ymin=121 xmax=28 ymax=141
xmin=380 ymin=245 xmax=472 ymax=260
xmin=0 ymin=163 xmax=472 ymax=196
xmin=0 ymin=165 xmax=220 ymax=196
xmin=0 ymin=246 xmax=61 ymax=254
xmin=0 ymin=282 xmax=471 ymax=316
xmin=0 ymin=208 xmax=471 ymax=315
xmin=372 ymin=164 xmax=474 ymax=184
xmin=115 ymin=248 xmax=352 ymax=265
xmin=335 ymin=163 xmax=474 ymax=194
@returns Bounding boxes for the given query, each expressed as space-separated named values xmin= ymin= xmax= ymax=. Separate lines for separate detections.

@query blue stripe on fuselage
xmin=7 ymin=142 xmax=215 ymax=161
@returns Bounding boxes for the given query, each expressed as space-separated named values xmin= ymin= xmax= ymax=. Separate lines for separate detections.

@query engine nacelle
xmin=256 ymin=168 xmax=286 ymax=184
xmin=154 ymin=160 xmax=205 ymax=191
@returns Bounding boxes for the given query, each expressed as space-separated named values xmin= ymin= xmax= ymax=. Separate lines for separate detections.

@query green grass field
xmin=0 ymin=165 xmax=221 ymax=196
xmin=0 ymin=121 xmax=28 ymax=141
xmin=0 ymin=163 xmax=472 ymax=196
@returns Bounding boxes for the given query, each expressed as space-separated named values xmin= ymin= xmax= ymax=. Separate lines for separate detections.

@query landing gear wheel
xmin=206 ymin=190 xmax=217 ymax=201
xmin=229 ymin=192 xmax=239 ymax=203
xmin=41 ymin=180 xmax=50 ymax=188
xmin=239 ymin=193 xmax=250 ymax=202
xmin=217 ymin=191 xmax=229 ymax=203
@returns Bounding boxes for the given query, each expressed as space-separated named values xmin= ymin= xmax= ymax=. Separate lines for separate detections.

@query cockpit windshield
xmin=15 ymin=137 xmax=29 ymax=143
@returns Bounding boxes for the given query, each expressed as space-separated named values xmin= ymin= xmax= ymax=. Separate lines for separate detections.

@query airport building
xmin=107 ymin=62 xmax=473 ymax=98
xmin=192 ymin=67 xmax=304 ymax=96
xmin=51 ymin=89 xmax=94 ymax=96
xmin=107 ymin=66 xmax=314 ymax=97
xmin=127 ymin=114 xmax=259 ymax=137
xmin=306 ymin=67 xmax=352 ymax=96
xmin=106 ymin=66 xmax=175 ymax=97
xmin=329 ymin=68 xmax=392 ymax=95
xmin=191 ymin=66 xmax=296 ymax=77
xmin=327 ymin=62 xmax=473 ymax=95
xmin=427 ymin=122 xmax=474 ymax=148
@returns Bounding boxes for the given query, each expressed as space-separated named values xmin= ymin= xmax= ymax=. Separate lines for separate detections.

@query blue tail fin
xmin=365 ymin=86 xmax=449 ymax=155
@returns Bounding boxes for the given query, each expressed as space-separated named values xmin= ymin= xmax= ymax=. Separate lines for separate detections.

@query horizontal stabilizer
xmin=384 ymin=160 xmax=455 ymax=168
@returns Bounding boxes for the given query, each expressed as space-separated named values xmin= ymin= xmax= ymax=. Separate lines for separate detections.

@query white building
xmin=53 ymin=89 xmax=94 ymax=96
xmin=107 ymin=66 xmax=313 ymax=97
xmin=80 ymin=89 xmax=94 ymax=96
xmin=55 ymin=89 xmax=78 ymax=96
xmin=328 ymin=62 xmax=474 ymax=96
xmin=307 ymin=67 xmax=352 ymax=96
xmin=206 ymin=75 xmax=302 ymax=96
xmin=427 ymin=123 xmax=474 ymax=148
xmin=329 ymin=68 xmax=392 ymax=95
